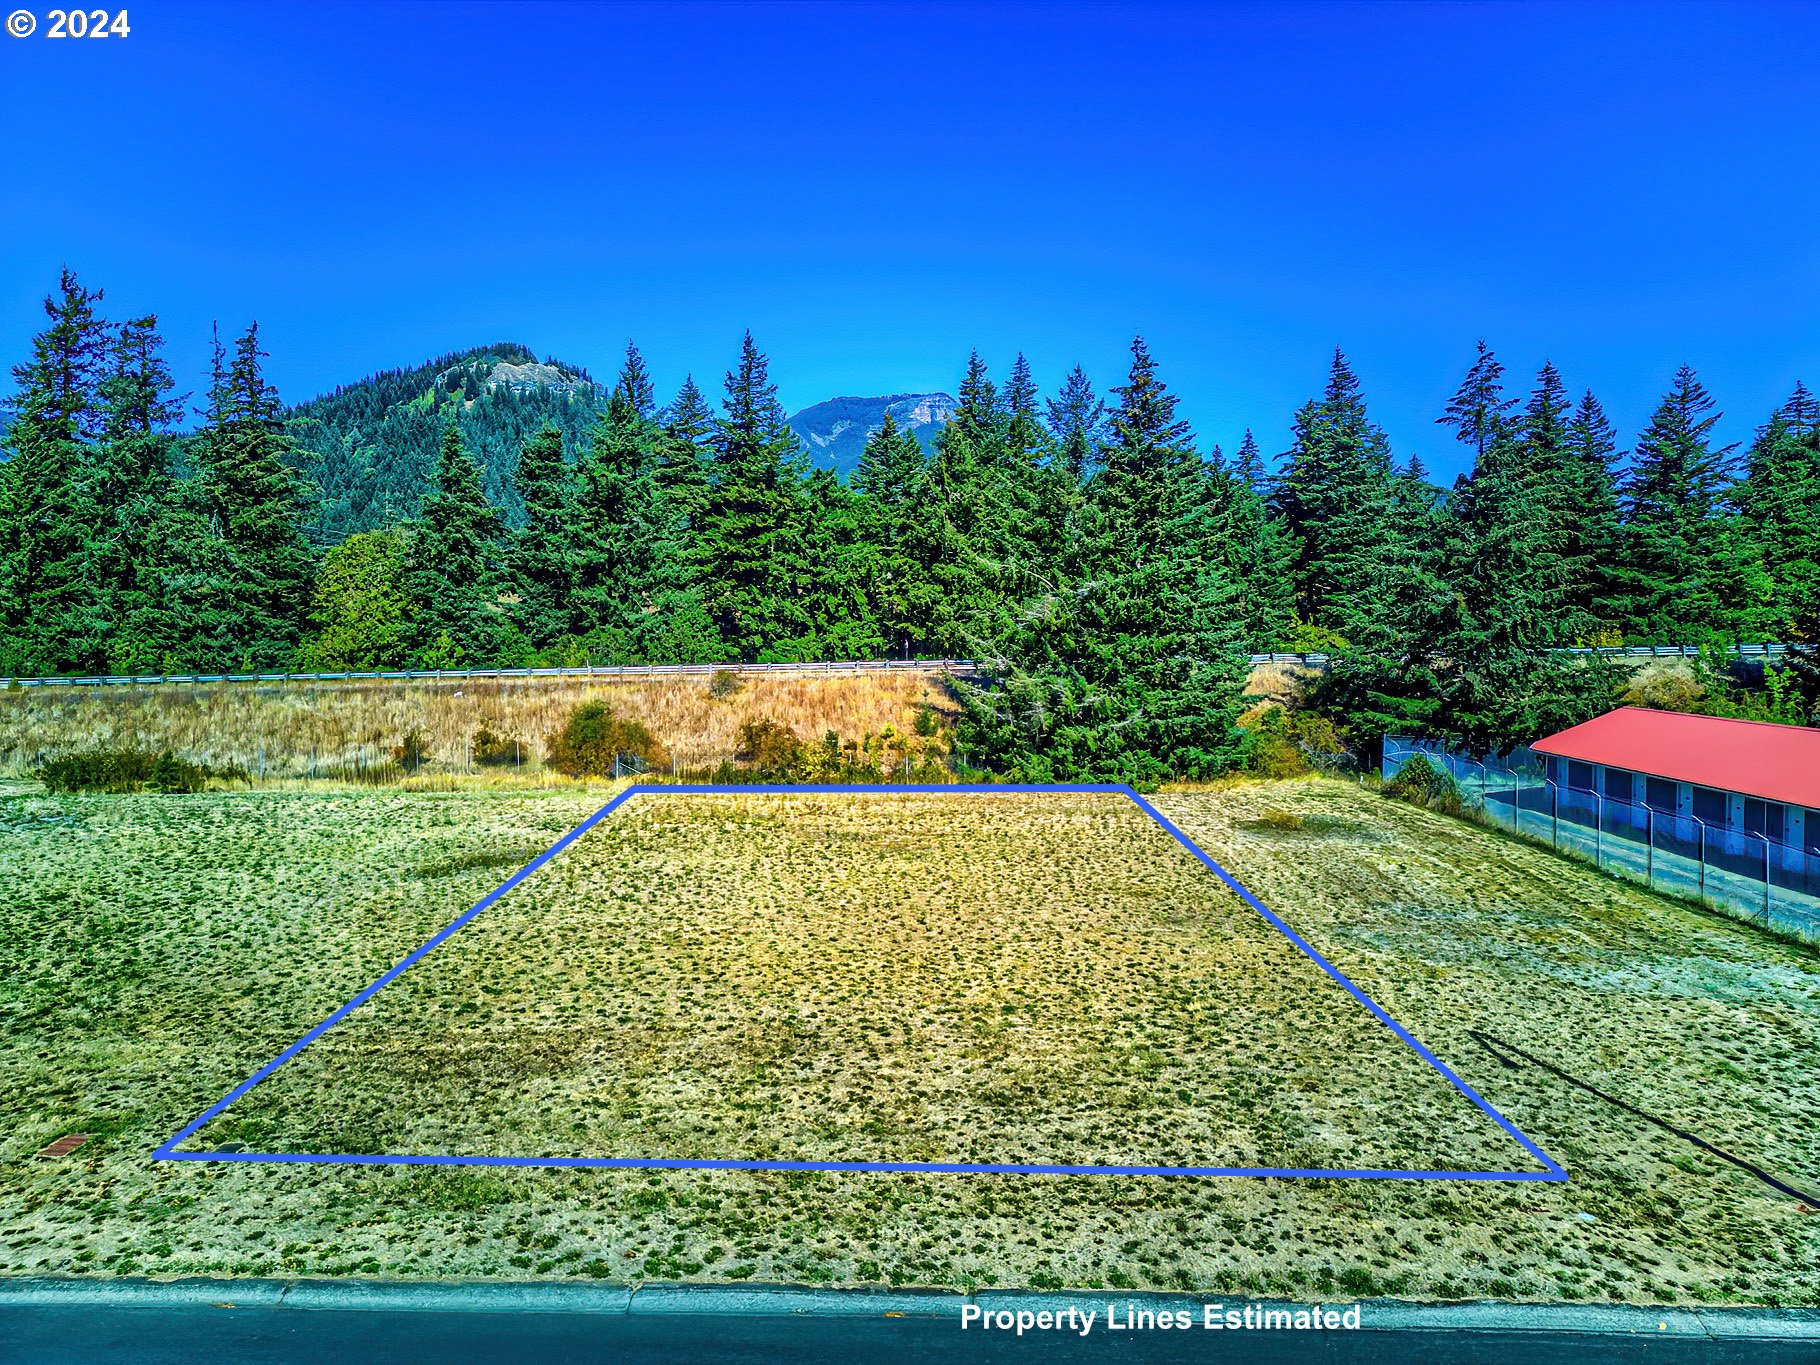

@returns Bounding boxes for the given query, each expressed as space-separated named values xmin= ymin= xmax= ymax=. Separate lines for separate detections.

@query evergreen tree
xmin=406 ymin=425 xmax=503 ymax=663
xmin=509 ymin=424 xmax=572 ymax=647
xmin=853 ymin=412 xmax=938 ymax=656
xmin=0 ymin=269 xmax=109 ymax=673
xmin=958 ymin=338 xmax=1249 ymax=783
xmin=564 ymin=367 xmax=667 ymax=661
xmin=192 ymin=323 xmax=316 ymax=666
xmin=697 ymin=333 xmax=812 ymax=658
xmin=1202 ymin=445 xmax=1296 ymax=650
xmin=1438 ymin=341 xmax=1517 ymax=484
xmin=655 ymin=373 xmax=713 ymax=529
xmin=1231 ymin=429 xmax=1267 ymax=493
xmin=1044 ymin=363 xmax=1106 ymax=482
xmin=1738 ymin=383 xmax=1820 ymax=634
xmin=1002 ymin=353 xmax=1046 ymax=466
xmin=798 ymin=467 xmax=882 ymax=659
xmin=1563 ymin=389 xmax=1627 ymax=639
xmin=94 ymin=313 xmax=187 ymax=671
xmin=1617 ymin=366 xmax=1771 ymax=642
xmin=923 ymin=354 xmax=1020 ymax=656
xmin=1271 ymin=350 xmax=1399 ymax=642
xmin=616 ymin=341 xmax=657 ymax=422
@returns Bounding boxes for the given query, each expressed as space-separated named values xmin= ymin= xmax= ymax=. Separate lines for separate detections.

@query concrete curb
xmin=1 ymin=1279 xmax=1817 ymax=1339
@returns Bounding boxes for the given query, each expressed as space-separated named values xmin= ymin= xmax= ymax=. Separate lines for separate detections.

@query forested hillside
xmin=286 ymin=343 xmax=605 ymax=541
xmin=3 ymin=270 xmax=1818 ymax=778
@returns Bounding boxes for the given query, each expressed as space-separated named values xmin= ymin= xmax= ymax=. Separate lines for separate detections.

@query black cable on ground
xmin=1466 ymin=1028 xmax=1820 ymax=1206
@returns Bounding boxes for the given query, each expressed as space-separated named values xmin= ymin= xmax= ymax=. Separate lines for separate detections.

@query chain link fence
xmin=1384 ymin=737 xmax=1820 ymax=946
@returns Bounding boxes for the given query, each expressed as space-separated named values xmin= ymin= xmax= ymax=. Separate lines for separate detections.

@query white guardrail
xmin=0 ymin=643 xmax=1789 ymax=690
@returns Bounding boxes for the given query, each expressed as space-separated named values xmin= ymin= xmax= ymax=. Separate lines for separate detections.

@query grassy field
xmin=2 ymin=777 xmax=1816 ymax=1303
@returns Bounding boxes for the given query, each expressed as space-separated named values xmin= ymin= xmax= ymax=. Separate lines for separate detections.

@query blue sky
xmin=3 ymin=1 xmax=1818 ymax=481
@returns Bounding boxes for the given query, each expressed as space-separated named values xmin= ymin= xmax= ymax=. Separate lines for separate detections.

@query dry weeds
xmin=0 ymin=674 xmax=953 ymax=780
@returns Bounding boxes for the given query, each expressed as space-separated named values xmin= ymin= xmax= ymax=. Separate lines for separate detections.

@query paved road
xmin=4 ymin=1305 xmax=1813 ymax=1364
xmin=3 ymin=1285 xmax=1815 ymax=1365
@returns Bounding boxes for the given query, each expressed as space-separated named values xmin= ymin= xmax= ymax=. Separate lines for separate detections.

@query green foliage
xmin=393 ymin=729 xmax=428 ymax=773
xmin=544 ymin=700 xmax=667 ymax=777
xmin=471 ymin=728 xmax=524 ymax=766
xmin=1241 ymin=706 xmax=1351 ymax=778
xmin=37 ymin=747 xmax=214 ymax=794
xmin=1383 ymin=754 xmax=1463 ymax=816
xmin=297 ymin=528 xmax=411 ymax=670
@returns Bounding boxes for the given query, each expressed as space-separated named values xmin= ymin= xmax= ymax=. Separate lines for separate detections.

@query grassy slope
xmin=0 ymin=673 xmax=953 ymax=780
xmin=0 ymin=779 xmax=1814 ymax=1302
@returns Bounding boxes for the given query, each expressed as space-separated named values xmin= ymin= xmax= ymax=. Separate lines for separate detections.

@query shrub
xmin=913 ymin=705 xmax=940 ymax=738
xmin=545 ymin=701 xmax=668 ymax=777
xmin=708 ymin=668 xmax=742 ymax=700
xmin=1383 ymin=754 xmax=1463 ymax=816
xmin=735 ymin=717 xmax=805 ymax=777
xmin=393 ymin=729 xmax=429 ymax=773
xmin=471 ymin=728 xmax=523 ymax=767
xmin=37 ymin=748 xmax=209 ymax=795
xmin=150 ymin=751 xmax=206 ymax=794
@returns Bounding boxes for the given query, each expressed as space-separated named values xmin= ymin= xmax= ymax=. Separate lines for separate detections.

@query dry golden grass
xmin=178 ymin=792 xmax=1531 ymax=1173
xmin=0 ymin=673 xmax=955 ymax=780
xmin=1242 ymin=663 xmax=1320 ymax=707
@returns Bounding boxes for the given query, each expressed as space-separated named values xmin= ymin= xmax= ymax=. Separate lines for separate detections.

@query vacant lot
xmin=2 ymin=778 xmax=1816 ymax=1303
xmin=173 ymin=792 xmax=1536 ymax=1174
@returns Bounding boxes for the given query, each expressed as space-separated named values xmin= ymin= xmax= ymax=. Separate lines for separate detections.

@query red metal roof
xmin=1531 ymin=707 xmax=1820 ymax=809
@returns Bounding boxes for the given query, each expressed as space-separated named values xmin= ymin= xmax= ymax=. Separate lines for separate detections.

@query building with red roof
xmin=1531 ymin=707 xmax=1820 ymax=852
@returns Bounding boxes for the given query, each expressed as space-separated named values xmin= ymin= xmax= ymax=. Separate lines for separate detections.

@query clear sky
xmin=3 ymin=1 xmax=1817 ymax=481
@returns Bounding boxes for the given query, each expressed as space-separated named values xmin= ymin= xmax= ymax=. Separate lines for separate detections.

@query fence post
xmin=1763 ymin=834 xmax=1772 ymax=922
xmin=1551 ymin=783 xmax=1559 ymax=849
xmin=1698 ymin=821 xmax=1706 ymax=904
xmin=1646 ymin=807 xmax=1654 ymax=886
xmin=1594 ymin=790 xmax=1603 ymax=868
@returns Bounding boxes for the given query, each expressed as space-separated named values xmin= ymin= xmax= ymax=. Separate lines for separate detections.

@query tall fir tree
xmin=0 ymin=269 xmax=110 ymax=673
xmin=1271 ymin=349 xmax=1400 ymax=643
xmin=192 ymin=322 xmax=316 ymax=667
xmin=854 ymin=412 xmax=939 ymax=656
xmin=564 ymin=358 xmax=670 ymax=661
xmin=509 ymin=424 xmax=573 ymax=647
xmin=1562 ymin=389 xmax=1627 ymax=639
xmin=406 ymin=424 xmax=503 ymax=664
xmin=1044 ymin=363 xmax=1106 ymax=482
xmin=1617 ymin=366 xmax=1771 ymax=642
xmin=697 ymin=333 xmax=812 ymax=658
xmin=1738 ymin=383 xmax=1820 ymax=634
xmin=654 ymin=374 xmax=713 ymax=530
xmin=94 ymin=313 xmax=188 ymax=671
xmin=958 ymin=338 xmax=1249 ymax=783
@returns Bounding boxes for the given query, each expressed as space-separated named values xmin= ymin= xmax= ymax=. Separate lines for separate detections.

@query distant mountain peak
xmin=788 ymin=391 xmax=956 ymax=479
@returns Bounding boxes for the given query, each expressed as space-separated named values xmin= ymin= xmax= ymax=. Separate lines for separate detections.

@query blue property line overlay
xmin=155 ymin=783 xmax=1567 ymax=1182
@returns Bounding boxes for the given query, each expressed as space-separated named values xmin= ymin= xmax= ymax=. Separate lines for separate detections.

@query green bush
xmin=37 ymin=748 xmax=210 ymax=795
xmin=708 ymin=668 xmax=742 ymax=700
xmin=736 ymin=717 xmax=805 ymax=777
xmin=393 ymin=729 xmax=429 ymax=773
xmin=1383 ymin=754 xmax=1463 ymax=816
xmin=545 ymin=701 xmax=668 ymax=777
xmin=471 ymin=728 xmax=523 ymax=767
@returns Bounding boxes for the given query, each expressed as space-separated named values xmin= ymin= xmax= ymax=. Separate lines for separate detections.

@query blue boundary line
xmin=155 ymin=783 xmax=1566 ymax=1182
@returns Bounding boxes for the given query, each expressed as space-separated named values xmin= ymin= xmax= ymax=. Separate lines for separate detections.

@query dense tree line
xmin=3 ymin=271 xmax=1818 ymax=777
